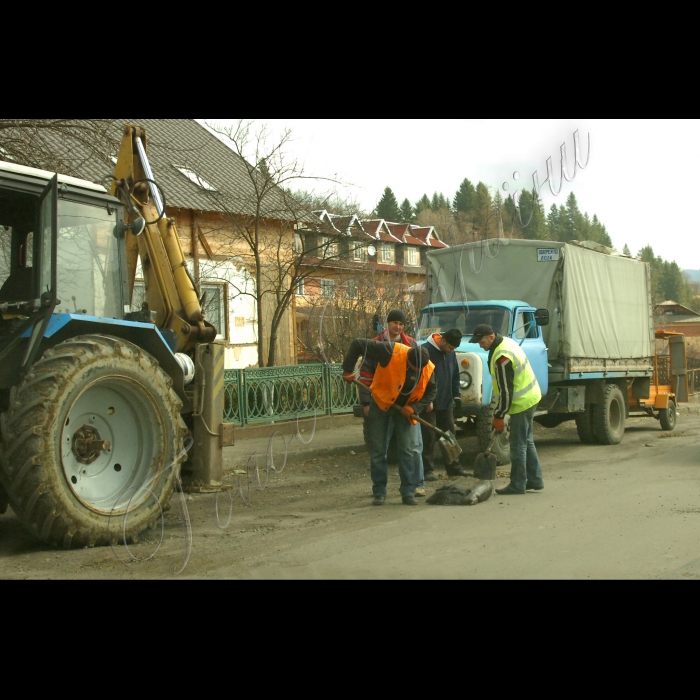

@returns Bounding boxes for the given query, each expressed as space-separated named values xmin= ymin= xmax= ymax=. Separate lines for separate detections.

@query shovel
xmin=351 ymin=379 xmax=462 ymax=464
xmin=473 ymin=433 xmax=498 ymax=481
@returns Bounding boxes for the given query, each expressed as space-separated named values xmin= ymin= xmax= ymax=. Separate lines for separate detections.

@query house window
xmin=321 ymin=236 xmax=338 ymax=258
xmin=380 ymin=244 xmax=395 ymax=264
xmin=321 ymin=278 xmax=335 ymax=297
xmin=296 ymin=277 xmax=305 ymax=296
xmin=352 ymin=242 xmax=366 ymax=262
xmin=405 ymin=246 xmax=420 ymax=266
xmin=294 ymin=233 xmax=304 ymax=253
xmin=347 ymin=279 xmax=359 ymax=299
xmin=201 ymin=283 xmax=226 ymax=339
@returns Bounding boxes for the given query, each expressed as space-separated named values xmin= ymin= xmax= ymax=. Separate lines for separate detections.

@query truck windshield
xmin=417 ymin=306 xmax=510 ymax=341
xmin=55 ymin=201 xmax=122 ymax=318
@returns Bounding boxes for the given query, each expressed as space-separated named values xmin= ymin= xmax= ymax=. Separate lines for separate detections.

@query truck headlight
xmin=459 ymin=371 xmax=472 ymax=390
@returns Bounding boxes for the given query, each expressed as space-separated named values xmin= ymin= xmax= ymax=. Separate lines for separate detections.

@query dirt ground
xmin=1 ymin=410 xmax=700 ymax=580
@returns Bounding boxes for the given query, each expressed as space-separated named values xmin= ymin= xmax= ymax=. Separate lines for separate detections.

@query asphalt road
xmin=1 ymin=409 xmax=699 ymax=579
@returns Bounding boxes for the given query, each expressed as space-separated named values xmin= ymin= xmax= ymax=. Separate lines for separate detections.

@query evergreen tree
xmin=598 ymin=224 xmax=613 ymax=248
xmin=515 ymin=190 xmax=549 ymax=240
xmin=546 ymin=204 xmax=561 ymax=241
xmin=454 ymin=178 xmax=476 ymax=213
xmin=400 ymin=198 xmax=414 ymax=224
xmin=415 ymin=194 xmax=432 ymax=217
xmin=623 ymin=244 xmax=631 ymax=256
xmin=563 ymin=192 xmax=583 ymax=242
xmin=473 ymin=182 xmax=493 ymax=235
xmin=431 ymin=192 xmax=449 ymax=211
xmin=375 ymin=187 xmax=402 ymax=222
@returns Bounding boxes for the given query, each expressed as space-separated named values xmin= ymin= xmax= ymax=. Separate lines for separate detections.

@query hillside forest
xmin=369 ymin=181 xmax=700 ymax=312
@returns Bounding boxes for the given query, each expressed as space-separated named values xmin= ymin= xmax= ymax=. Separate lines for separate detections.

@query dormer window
xmin=174 ymin=165 xmax=217 ymax=192
xmin=352 ymin=242 xmax=366 ymax=262
xmin=321 ymin=236 xmax=338 ymax=258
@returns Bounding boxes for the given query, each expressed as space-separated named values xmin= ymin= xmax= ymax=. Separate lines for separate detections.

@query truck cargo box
xmin=425 ymin=239 xmax=654 ymax=372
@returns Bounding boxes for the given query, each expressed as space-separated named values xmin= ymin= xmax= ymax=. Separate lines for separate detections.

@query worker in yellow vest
xmin=343 ymin=340 xmax=436 ymax=506
xmin=469 ymin=324 xmax=544 ymax=496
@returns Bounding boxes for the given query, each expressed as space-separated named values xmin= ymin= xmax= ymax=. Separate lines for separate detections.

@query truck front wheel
xmin=0 ymin=335 xmax=187 ymax=549
xmin=476 ymin=406 xmax=510 ymax=466
xmin=592 ymin=384 xmax=626 ymax=445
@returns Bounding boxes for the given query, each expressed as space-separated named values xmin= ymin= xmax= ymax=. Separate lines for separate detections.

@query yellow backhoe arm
xmin=111 ymin=124 xmax=216 ymax=352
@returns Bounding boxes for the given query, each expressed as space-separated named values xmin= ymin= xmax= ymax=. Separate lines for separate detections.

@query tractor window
xmin=0 ymin=226 xmax=12 ymax=291
xmin=55 ymin=200 xmax=122 ymax=318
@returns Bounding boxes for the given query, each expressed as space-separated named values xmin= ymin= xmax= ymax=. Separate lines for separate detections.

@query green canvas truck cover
xmin=425 ymin=239 xmax=654 ymax=368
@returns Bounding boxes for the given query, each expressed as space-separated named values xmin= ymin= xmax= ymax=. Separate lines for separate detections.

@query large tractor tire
xmin=659 ymin=400 xmax=677 ymax=431
xmin=591 ymin=384 xmax=626 ymax=445
xmin=0 ymin=335 xmax=186 ymax=549
xmin=476 ymin=405 xmax=510 ymax=466
xmin=575 ymin=408 xmax=597 ymax=444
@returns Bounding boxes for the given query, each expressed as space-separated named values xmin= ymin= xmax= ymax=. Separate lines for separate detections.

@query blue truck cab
xmin=417 ymin=301 xmax=550 ymax=463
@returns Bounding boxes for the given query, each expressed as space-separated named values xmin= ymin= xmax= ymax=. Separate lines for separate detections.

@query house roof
xmin=655 ymin=301 xmax=700 ymax=317
xmin=39 ymin=119 xmax=294 ymax=220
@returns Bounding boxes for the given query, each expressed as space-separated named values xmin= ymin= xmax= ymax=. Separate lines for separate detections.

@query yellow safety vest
xmin=489 ymin=336 xmax=542 ymax=414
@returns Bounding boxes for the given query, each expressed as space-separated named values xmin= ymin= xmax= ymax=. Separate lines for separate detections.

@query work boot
xmin=424 ymin=471 xmax=439 ymax=482
xmin=496 ymin=484 xmax=526 ymax=495
xmin=402 ymin=496 xmax=418 ymax=506
xmin=446 ymin=466 xmax=470 ymax=478
xmin=415 ymin=488 xmax=427 ymax=498
xmin=372 ymin=496 xmax=385 ymax=506
xmin=526 ymin=481 xmax=545 ymax=491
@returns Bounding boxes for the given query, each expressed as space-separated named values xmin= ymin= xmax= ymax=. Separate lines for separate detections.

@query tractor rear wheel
xmin=0 ymin=335 xmax=186 ymax=549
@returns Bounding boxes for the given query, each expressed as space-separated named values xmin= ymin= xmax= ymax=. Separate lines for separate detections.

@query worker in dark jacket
xmin=421 ymin=328 xmax=470 ymax=480
xmin=343 ymin=340 xmax=436 ymax=506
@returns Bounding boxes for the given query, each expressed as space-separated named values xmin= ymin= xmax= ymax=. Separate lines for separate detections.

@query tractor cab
xmin=0 ymin=161 xmax=128 ymax=388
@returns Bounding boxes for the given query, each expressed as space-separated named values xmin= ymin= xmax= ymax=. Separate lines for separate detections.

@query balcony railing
xmin=224 ymin=364 xmax=357 ymax=425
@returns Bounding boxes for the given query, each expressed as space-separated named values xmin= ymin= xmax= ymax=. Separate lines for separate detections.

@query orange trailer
xmin=628 ymin=330 xmax=689 ymax=431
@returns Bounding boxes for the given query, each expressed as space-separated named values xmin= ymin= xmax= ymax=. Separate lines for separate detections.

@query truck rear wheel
xmin=592 ymin=384 xmax=626 ymax=445
xmin=0 ymin=335 xmax=186 ymax=549
xmin=575 ymin=408 xmax=597 ymax=444
xmin=0 ymin=482 xmax=8 ymax=515
xmin=476 ymin=406 xmax=510 ymax=466
xmin=659 ymin=400 xmax=676 ymax=431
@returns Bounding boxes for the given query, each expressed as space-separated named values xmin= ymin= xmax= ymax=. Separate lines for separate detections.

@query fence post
xmin=239 ymin=369 xmax=248 ymax=426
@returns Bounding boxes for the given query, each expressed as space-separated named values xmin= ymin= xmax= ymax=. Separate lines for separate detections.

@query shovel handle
xmin=351 ymin=378 xmax=452 ymax=439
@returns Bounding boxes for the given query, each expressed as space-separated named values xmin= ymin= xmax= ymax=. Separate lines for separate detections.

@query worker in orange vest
xmin=343 ymin=339 xmax=436 ymax=506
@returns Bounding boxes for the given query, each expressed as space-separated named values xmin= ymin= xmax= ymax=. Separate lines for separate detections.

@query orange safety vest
xmin=371 ymin=344 xmax=435 ymax=412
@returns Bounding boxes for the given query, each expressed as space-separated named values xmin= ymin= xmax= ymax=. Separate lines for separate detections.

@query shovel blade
xmin=437 ymin=432 xmax=462 ymax=465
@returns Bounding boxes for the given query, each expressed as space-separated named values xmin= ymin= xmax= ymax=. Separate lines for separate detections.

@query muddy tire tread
xmin=0 ymin=335 xmax=186 ymax=549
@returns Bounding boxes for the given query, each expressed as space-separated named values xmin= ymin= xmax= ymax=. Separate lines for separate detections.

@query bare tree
xmin=301 ymin=270 xmax=417 ymax=364
xmin=201 ymin=120 xmax=363 ymax=367
xmin=0 ymin=119 xmax=120 ymax=175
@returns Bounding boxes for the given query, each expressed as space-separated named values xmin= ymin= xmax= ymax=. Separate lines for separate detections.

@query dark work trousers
xmin=421 ymin=407 xmax=459 ymax=473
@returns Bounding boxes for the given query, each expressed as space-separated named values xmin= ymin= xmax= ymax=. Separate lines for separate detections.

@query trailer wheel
xmin=476 ymin=406 xmax=510 ymax=466
xmin=592 ymin=384 xmax=626 ymax=445
xmin=575 ymin=408 xmax=597 ymax=444
xmin=0 ymin=335 xmax=187 ymax=549
xmin=659 ymin=400 xmax=676 ymax=431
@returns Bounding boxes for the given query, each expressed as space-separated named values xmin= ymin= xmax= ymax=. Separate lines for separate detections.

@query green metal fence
xmin=224 ymin=364 xmax=357 ymax=425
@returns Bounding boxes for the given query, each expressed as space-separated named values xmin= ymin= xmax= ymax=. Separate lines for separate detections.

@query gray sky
xmin=199 ymin=119 xmax=700 ymax=271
